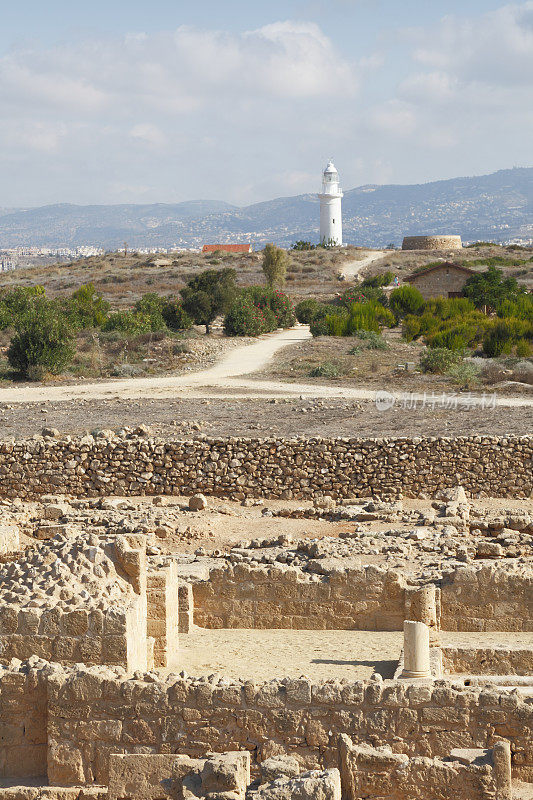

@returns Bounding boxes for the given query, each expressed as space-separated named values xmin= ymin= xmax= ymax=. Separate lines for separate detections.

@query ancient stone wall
xmin=0 ymin=603 xmax=146 ymax=670
xmin=442 ymin=646 xmax=532 ymax=676
xmin=192 ymin=563 xmax=406 ymax=631
xmin=147 ymin=563 xmax=179 ymax=669
xmin=0 ymin=435 xmax=530 ymax=501
xmin=0 ymin=665 xmax=48 ymax=779
xmin=407 ymin=267 xmax=471 ymax=300
xmin=0 ymin=524 xmax=19 ymax=556
xmin=338 ymin=735 xmax=511 ymax=800
xmin=40 ymin=667 xmax=532 ymax=785
xmin=402 ymin=236 xmax=463 ymax=251
xmin=440 ymin=566 xmax=533 ymax=632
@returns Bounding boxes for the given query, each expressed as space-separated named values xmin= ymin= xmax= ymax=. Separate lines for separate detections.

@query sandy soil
xmin=339 ymin=251 xmax=385 ymax=280
xmin=177 ymin=629 xmax=403 ymax=681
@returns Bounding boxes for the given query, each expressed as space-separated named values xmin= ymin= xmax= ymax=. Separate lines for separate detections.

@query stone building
xmin=402 ymin=235 xmax=463 ymax=251
xmin=405 ymin=262 xmax=475 ymax=300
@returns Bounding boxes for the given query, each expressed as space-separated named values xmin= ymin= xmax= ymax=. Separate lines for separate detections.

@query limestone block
xmin=201 ymin=751 xmax=250 ymax=798
xmin=108 ymin=753 xmax=199 ymax=800
xmin=250 ymin=769 xmax=341 ymax=800
xmin=260 ymin=755 xmax=300 ymax=783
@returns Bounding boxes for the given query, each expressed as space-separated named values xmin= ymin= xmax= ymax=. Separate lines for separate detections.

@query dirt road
xmin=339 ymin=250 xmax=385 ymax=280
xmin=0 ymin=324 xmax=531 ymax=407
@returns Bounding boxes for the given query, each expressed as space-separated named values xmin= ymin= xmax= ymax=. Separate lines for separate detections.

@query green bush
xmin=463 ymin=265 xmax=524 ymax=310
xmin=419 ymin=347 xmax=462 ymax=374
xmin=0 ymin=285 xmax=46 ymax=328
xmin=291 ymin=240 xmax=316 ymax=251
xmin=295 ymin=298 xmax=320 ymax=324
xmin=361 ymin=271 xmax=394 ymax=288
xmin=389 ymin=285 xmax=425 ymax=319
xmin=7 ymin=300 xmax=75 ymax=379
xmin=162 ymin=299 xmax=192 ymax=331
xmin=62 ymin=283 xmax=110 ymax=329
xmin=181 ymin=268 xmax=237 ymax=333
xmin=102 ymin=310 xmax=153 ymax=335
xmin=309 ymin=361 xmax=340 ymax=378
xmin=482 ymin=318 xmax=530 ymax=357
xmin=309 ymin=316 xmax=330 ymax=337
xmin=134 ymin=293 xmax=167 ymax=331
xmin=516 ymin=338 xmax=532 ymax=358
xmin=244 ymin=287 xmax=295 ymax=328
xmin=223 ymin=296 xmax=269 ymax=336
xmin=262 ymin=244 xmax=290 ymax=288
xmin=446 ymin=362 xmax=481 ymax=389
xmin=351 ymin=330 xmax=389 ymax=350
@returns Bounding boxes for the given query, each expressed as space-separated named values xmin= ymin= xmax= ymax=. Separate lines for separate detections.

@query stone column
xmin=492 ymin=740 xmax=512 ymax=800
xmin=402 ymin=621 xmax=431 ymax=679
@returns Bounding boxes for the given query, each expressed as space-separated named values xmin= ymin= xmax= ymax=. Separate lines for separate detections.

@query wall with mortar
xmin=40 ymin=667 xmax=533 ymax=785
xmin=0 ymin=436 xmax=530 ymax=501
xmin=0 ymin=602 xmax=147 ymax=671
xmin=402 ymin=236 xmax=462 ymax=251
xmin=192 ymin=563 xmax=407 ymax=631
xmin=189 ymin=561 xmax=530 ymax=634
xmin=440 ymin=566 xmax=533 ymax=632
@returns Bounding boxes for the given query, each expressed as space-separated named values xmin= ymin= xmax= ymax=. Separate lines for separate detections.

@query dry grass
xmin=0 ymin=247 xmax=362 ymax=307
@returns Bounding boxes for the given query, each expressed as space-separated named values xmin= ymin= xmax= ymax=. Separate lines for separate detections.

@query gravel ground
xmin=0 ymin=396 xmax=530 ymax=441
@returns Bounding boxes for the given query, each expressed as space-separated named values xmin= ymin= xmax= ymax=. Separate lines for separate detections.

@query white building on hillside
xmin=318 ymin=160 xmax=343 ymax=246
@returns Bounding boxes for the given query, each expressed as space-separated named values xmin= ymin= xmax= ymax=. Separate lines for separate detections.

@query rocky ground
xmin=0 ymin=396 xmax=531 ymax=440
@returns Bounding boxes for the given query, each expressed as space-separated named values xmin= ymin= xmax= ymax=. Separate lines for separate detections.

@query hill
xmin=0 ymin=167 xmax=530 ymax=249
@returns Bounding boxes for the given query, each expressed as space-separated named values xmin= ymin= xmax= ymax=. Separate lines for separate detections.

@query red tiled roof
xmin=202 ymin=244 xmax=252 ymax=254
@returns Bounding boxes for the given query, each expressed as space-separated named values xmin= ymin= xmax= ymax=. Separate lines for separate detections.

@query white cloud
xmin=129 ymin=124 xmax=167 ymax=148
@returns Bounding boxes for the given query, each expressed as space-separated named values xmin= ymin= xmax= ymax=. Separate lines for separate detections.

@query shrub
xmin=389 ymin=285 xmax=425 ymax=319
xmin=516 ymin=338 xmax=532 ymax=358
xmin=419 ymin=347 xmax=462 ymax=374
xmin=7 ymin=300 xmax=75 ymax=379
xmin=134 ymin=293 xmax=167 ymax=331
xmin=309 ymin=316 xmax=330 ymax=337
xmin=223 ymin=296 xmax=269 ymax=336
xmin=244 ymin=287 xmax=295 ymax=328
xmin=446 ymin=362 xmax=481 ymax=389
xmin=63 ymin=283 xmax=110 ymax=329
xmin=291 ymin=240 xmax=316 ymax=251
xmin=482 ymin=318 xmax=527 ymax=357
xmin=351 ymin=330 xmax=389 ymax=350
xmin=262 ymin=244 xmax=290 ymax=288
xmin=162 ymin=299 xmax=193 ymax=331
xmin=0 ymin=285 xmax=46 ymax=328
xmin=102 ymin=311 xmax=153 ymax=335
xmin=181 ymin=268 xmax=237 ymax=333
xmin=463 ymin=265 xmax=524 ymax=310
xmin=295 ymin=298 xmax=320 ymax=324
xmin=361 ymin=271 xmax=394 ymax=288
xmin=309 ymin=361 xmax=340 ymax=378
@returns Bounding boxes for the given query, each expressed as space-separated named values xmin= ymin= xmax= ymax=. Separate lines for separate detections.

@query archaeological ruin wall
xmin=0 ymin=435 xmax=530 ymax=500
xmin=1 ymin=662 xmax=531 ymax=786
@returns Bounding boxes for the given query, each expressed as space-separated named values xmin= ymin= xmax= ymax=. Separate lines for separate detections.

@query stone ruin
xmin=0 ymin=463 xmax=531 ymax=800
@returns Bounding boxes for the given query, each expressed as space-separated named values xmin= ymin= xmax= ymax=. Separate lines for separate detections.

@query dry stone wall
xmin=0 ymin=435 xmax=530 ymax=501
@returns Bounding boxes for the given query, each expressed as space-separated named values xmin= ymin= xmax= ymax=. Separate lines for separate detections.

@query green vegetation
xmin=361 ymin=271 xmax=395 ymax=288
xmin=181 ymin=268 xmax=237 ymax=334
xmin=419 ymin=348 xmax=463 ymax=374
xmin=291 ymin=241 xmax=316 ymax=251
xmin=389 ymin=285 xmax=425 ymax=318
xmin=348 ymin=331 xmax=389 ymax=351
xmin=463 ymin=265 xmax=526 ymax=310
xmin=262 ymin=244 xmax=291 ymax=288
xmin=7 ymin=299 xmax=75 ymax=380
xmin=309 ymin=360 xmax=340 ymax=378
xmin=224 ymin=287 xmax=295 ymax=336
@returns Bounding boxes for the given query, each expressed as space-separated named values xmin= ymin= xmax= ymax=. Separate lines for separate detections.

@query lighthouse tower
xmin=318 ymin=160 xmax=343 ymax=246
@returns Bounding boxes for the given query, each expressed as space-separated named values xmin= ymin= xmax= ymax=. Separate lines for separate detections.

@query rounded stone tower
xmin=318 ymin=160 xmax=343 ymax=246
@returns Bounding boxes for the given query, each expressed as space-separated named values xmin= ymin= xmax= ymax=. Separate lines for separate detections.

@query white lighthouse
xmin=318 ymin=160 xmax=343 ymax=246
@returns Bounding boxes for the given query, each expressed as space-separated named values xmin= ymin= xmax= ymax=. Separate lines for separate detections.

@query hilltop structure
xmin=318 ymin=160 xmax=343 ymax=246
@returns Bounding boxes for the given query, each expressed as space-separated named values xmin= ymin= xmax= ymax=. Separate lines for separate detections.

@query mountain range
xmin=0 ymin=167 xmax=531 ymax=249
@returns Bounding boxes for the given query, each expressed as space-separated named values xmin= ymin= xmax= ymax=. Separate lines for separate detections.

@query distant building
xmin=402 ymin=235 xmax=462 ymax=251
xmin=318 ymin=160 xmax=343 ymax=246
xmin=202 ymin=244 xmax=252 ymax=254
xmin=405 ymin=263 xmax=475 ymax=300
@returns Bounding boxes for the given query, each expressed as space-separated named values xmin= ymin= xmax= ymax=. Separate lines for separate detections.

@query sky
xmin=1 ymin=0 xmax=532 ymax=207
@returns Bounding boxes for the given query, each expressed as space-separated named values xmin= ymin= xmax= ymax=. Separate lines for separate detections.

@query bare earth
xmin=177 ymin=629 xmax=403 ymax=681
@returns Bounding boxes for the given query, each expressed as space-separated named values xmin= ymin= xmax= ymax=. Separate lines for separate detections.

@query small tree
xmin=463 ymin=265 xmax=524 ymax=311
xmin=180 ymin=268 xmax=237 ymax=333
xmin=64 ymin=283 xmax=110 ymax=329
xmin=262 ymin=244 xmax=290 ymax=288
xmin=8 ymin=300 xmax=75 ymax=380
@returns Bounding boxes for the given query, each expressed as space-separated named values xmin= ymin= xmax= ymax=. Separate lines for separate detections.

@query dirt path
xmin=339 ymin=250 xmax=385 ymax=280
xmin=0 ymin=324 xmax=531 ymax=407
